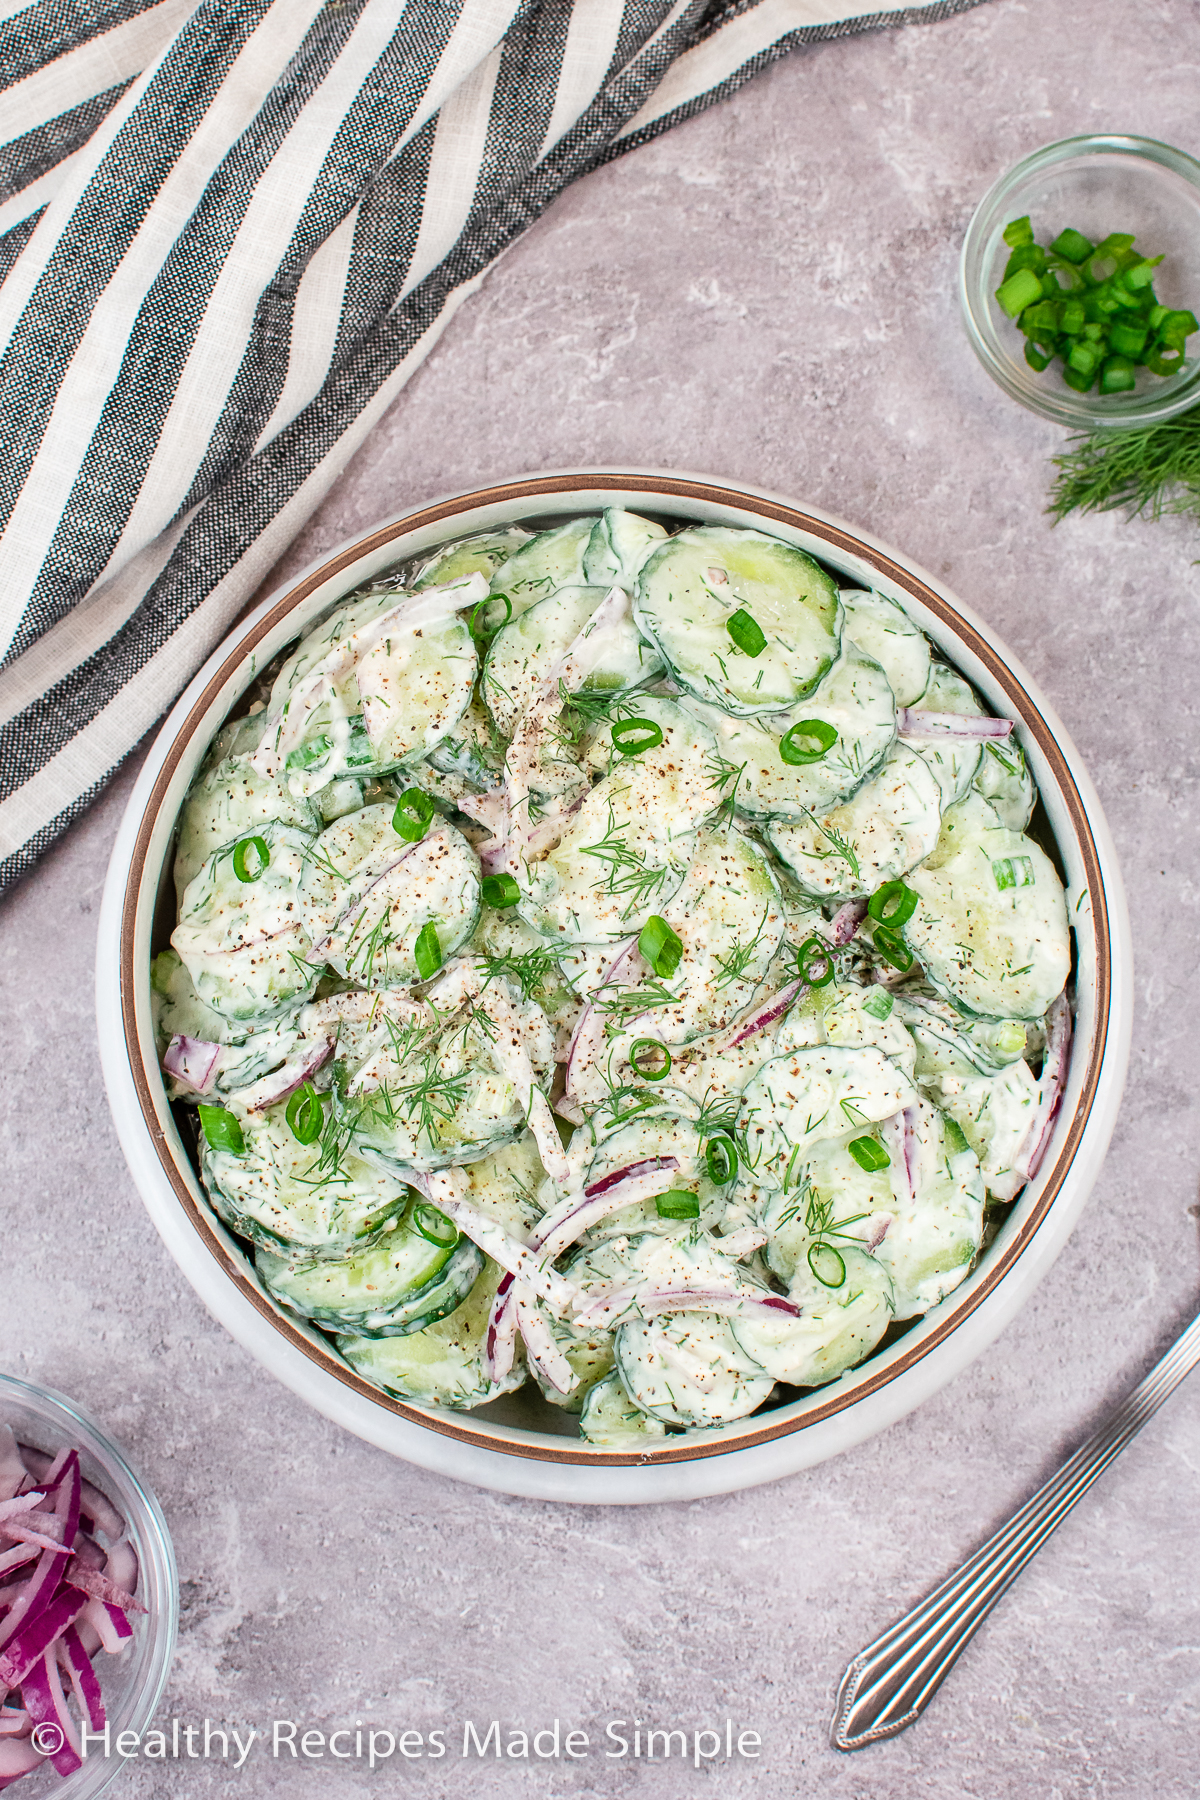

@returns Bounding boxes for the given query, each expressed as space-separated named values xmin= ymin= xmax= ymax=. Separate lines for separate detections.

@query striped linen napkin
xmin=0 ymin=0 xmax=986 ymax=897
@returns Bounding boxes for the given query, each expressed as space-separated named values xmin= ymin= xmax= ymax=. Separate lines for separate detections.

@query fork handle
xmin=831 ymin=1307 xmax=1200 ymax=1751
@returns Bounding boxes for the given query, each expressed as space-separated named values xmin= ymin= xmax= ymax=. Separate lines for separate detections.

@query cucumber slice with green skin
xmin=152 ymin=947 xmax=306 ymax=1095
xmin=174 ymin=755 xmax=321 ymax=901
xmin=426 ymin=692 xmax=505 ymax=790
xmin=579 ymin=1371 xmax=667 ymax=1446
xmin=411 ymin=526 xmax=531 ymax=589
xmin=821 ymin=983 xmax=918 ymax=1080
xmin=764 ymin=742 xmax=942 ymax=901
xmin=202 ymin=1108 xmax=411 ymax=1258
xmin=460 ymin=1132 xmax=548 ymax=1235
xmin=731 ymin=1245 xmax=894 ymax=1387
xmin=910 ymin=737 xmax=983 ymax=811
xmin=634 ymin=526 xmax=843 ymax=716
xmin=298 ymin=810 xmax=480 ymax=988
xmin=761 ymin=1137 xmax=895 ymax=1284
xmin=740 ymin=1043 xmax=919 ymax=1191
xmin=870 ymin=1098 xmax=985 ymax=1319
xmin=173 ymin=821 xmax=320 ymax=1022
xmin=903 ymin=792 xmax=1070 ymax=1020
xmin=921 ymin=661 xmax=984 ymax=714
xmin=338 ymin=1258 xmax=525 ymax=1408
xmin=689 ymin=639 xmax=896 ymax=823
xmin=922 ymin=1060 xmax=1040 ymax=1201
xmin=973 ymin=737 xmax=1035 ymax=831
xmin=257 ymin=1228 xmax=483 ymax=1337
xmin=518 ymin=697 xmax=718 ymax=944
xmin=583 ymin=508 xmax=668 ymax=587
xmin=893 ymin=992 xmax=1029 ymax=1078
xmin=840 ymin=589 xmax=931 ymax=707
xmin=615 ymin=1314 xmax=774 ymax=1428
xmin=488 ymin=518 xmax=596 ymax=621
xmin=482 ymin=584 xmax=662 ymax=736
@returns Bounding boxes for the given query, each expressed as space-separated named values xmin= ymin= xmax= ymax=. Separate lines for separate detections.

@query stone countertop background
xmin=4 ymin=1 xmax=1199 ymax=1793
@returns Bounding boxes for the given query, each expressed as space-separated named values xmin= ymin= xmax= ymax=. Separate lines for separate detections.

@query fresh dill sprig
xmin=594 ymin=978 xmax=681 ymax=1036
xmin=706 ymin=752 xmax=747 ymax=826
xmin=578 ymin=802 xmax=673 ymax=918
xmin=713 ymin=910 xmax=770 ymax=990
xmin=1049 ymin=406 xmax=1200 ymax=523
xmin=475 ymin=944 xmax=562 ymax=1002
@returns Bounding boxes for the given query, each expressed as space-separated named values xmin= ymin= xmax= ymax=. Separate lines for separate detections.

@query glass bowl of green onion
xmin=960 ymin=134 xmax=1200 ymax=428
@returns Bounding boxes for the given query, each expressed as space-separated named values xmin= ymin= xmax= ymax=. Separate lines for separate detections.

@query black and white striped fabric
xmin=0 ymin=0 xmax=988 ymax=897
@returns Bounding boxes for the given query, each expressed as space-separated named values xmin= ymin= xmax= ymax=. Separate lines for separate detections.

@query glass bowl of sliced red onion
xmin=0 ymin=1376 xmax=177 ymax=1798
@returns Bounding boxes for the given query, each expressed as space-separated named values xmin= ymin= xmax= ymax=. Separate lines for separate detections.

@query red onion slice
xmin=418 ymin=1170 xmax=577 ymax=1315
xmin=0 ymin=1590 xmax=88 ymax=1690
xmin=0 ymin=1712 xmax=28 ymax=1738
xmin=831 ymin=899 xmax=868 ymax=946
xmin=64 ymin=1563 xmax=146 ymax=1616
xmin=162 ymin=1035 xmax=222 ymax=1093
xmin=57 ymin=1627 xmax=105 ymax=1731
xmin=0 ymin=1548 xmax=38 ymax=1581
xmin=562 ymin=937 xmax=640 ymax=1111
xmin=0 ymin=1496 xmax=45 ymax=1525
xmin=79 ymin=1598 xmax=127 ymax=1654
xmin=512 ymin=1286 xmax=575 ymax=1395
xmin=878 ymin=1105 xmax=922 ymax=1208
xmin=898 ymin=709 xmax=1014 ymax=740
xmin=0 ymin=1737 xmax=44 ymax=1784
xmin=238 ymin=1036 xmax=335 ymax=1114
xmin=16 ymin=1653 xmax=81 ymax=1776
xmin=1013 ymin=993 xmax=1072 ymax=1182
xmin=720 ymin=978 xmax=804 ymax=1052
xmin=574 ymin=1283 xmax=801 ymax=1330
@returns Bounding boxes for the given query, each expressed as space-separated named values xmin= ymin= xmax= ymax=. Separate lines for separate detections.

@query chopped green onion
xmin=726 ymin=609 xmax=767 ymax=658
xmin=996 ymin=267 xmax=1044 ymax=318
xmin=285 ymin=1082 xmax=324 ymax=1145
xmin=1059 ymin=299 xmax=1086 ymax=335
xmin=629 ymin=1038 xmax=671 ymax=1081
xmin=469 ymin=593 xmax=512 ymax=639
xmin=779 ymin=718 xmax=838 ymax=765
xmin=1125 ymin=255 xmax=1164 ymax=290
xmin=705 ymin=1136 xmax=739 ymax=1184
xmin=860 ymin=987 xmax=894 ymax=1021
xmin=656 ymin=1190 xmax=700 ymax=1220
xmin=638 ymin=914 xmax=683 ymax=979
xmin=1050 ymin=226 xmax=1094 ymax=263
xmin=413 ymin=1202 xmax=459 ymax=1247
xmin=1063 ymin=363 xmax=1096 ymax=393
xmin=1002 ymin=215 xmax=1034 ymax=249
xmin=1004 ymin=244 xmax=1046 ymax=280
xmin=610 ymin=717 xmax=664 ymax=758
xmin=867 ymin=879 xmax=918 ymax=928
xmin=847 ymin=1135 xmax=890 ymax=1173
xmin=1108 ymin=320 xmax=1148 ymax=357
xmin=992 ymin=855 xmax=1035 ymax=891
xmin=232 ymin=835 xmax=270 ymax=883
xmin=795 ymin=934 xmax=835 ymax=988
xmin=392 ymin=786 xmax=435 ymax=842
xmin=285 ymin=733 xmax=332 ymax=771
xmin=1144 ymin=344 xmax=1184 ymax=377
xmin=1024 ymin=341 xmax=1052 ymax=373
xmin=198 ymin=1105 xmax=245 ymax=1155
xmin=414 ymin=921 xmax=442 ymax=981
xmin=807 ymin=1242 xmax=846 ymax=1288
xmin=1160 ymin=308 xmax=1199 ymax=348
xmin=872 ymin=924 xmax=913 ymax=972
xmin=1099 ymin=356 xmax=1137 ymax=395
xmin=481 ymin=872 xmax=521 ymax=909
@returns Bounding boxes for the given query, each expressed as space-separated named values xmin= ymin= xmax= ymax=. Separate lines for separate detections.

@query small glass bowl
xmin=0 ymin=1375 xmax=178 ymax=1800
xmin=960 ymin=134 xmax=1200 ymax=428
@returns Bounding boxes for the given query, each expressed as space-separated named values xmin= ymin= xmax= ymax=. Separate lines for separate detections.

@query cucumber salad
xmin=154 ymin=511 xmax=1073 ymax=1446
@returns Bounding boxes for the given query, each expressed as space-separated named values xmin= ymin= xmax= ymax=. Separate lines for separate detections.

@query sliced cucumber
xmin=173 ymin=821 xmax=320 ymax=1021
xmin=482 ymin=584 xmax=661 ymax=735
xmin=973 ymin=737 xmax=1035 ymax=831
xmin=761 ymin=1135 xmax=896 ymax=1284
xmin=731 ymin=1245 xmax=894 ymax=1387
xmin=412 ymin=526 xmax=531 ymax=589
xmin=689 ymin=638 xmax=895 ymax=823
xmin=634 ymin=526 xmax=843 ymax=715
xmin=426 ymin=692 xmax=505 ymax=789
xmin=202 ymin=1107 xmax=410 ymax=1258
xmin=870 ymin=1098 xmax=985 ymax=1319
xmin=910 ymin=737 xmax=983 ymax=811
xmin=840 ymin=589 xmax=931 ymax=707
xmin=764 ymin=742 xmax=942 ymax=900
xmin=488 ymin=519 xmax=596 ymax=619
xmin=740 ymin=1043 xmax=919 ymax=1190
xmin=579 ymin=1371 xmax=668 ymax=1447
xmin=903 ymin=791 xmax=1070 ymax=1019
xmin=921 ymin=661 xmax=984 ymax=714
xmin=575 ymin=1116 xmax=723 ymax=1239
xmin=338 ymin=1259 xmax=525 ymax=1407
xmin=258 ymin=1228 xmax=483 ymax=1337
xmin=175 ymin=756 xmax=318 ymax=902
xmin=583 ymin=508 xmax=668 ymax=587
xmin=519 ymin=697 xmax=717 ymax=943
xmin=822 ymin=982 xmax=918 ymax=1079
xmin=893 ymin=992 xmax=1029 ymax=1078
xmin=299 ymin=810 xmax=480 ymax=988
xmin=922 ymin=1059 xmax=1041 ymax=1200
xmin=615 ymin=1315 xmax=773 ymax=1428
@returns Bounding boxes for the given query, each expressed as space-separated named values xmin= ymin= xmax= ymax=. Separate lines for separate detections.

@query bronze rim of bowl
xmin=119 ymin=472 xmax=1113 ymax=1467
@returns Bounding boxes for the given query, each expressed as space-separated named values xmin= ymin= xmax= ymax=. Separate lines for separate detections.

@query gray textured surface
xmin=4 ymin=1 xmax=1200 ymax=1793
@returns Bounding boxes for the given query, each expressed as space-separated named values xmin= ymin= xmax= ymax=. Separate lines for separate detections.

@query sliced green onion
xmin=1099 ymin=356 xmax=1137 ymax=395
xmin=726 ymin=609 xmax=767 ymax=658
xmin=995 ymin=267 xmax=1044 ymax=318
xmin=285 ymin=1082 xmax=324 ymax=1145
xmin=414 ymin=921 xmax=442 ymax=981
xmin=284 ymin=733 xmax=332 ymax=771
xmin=1004 ymin=244 xmax=1046 ymax=280
xmin=1050 ymin=226 xmax=1094 ymax=263
xmin=860 ymin=987 xmax=894 ymax=1021
xmin=629 ymin=1038 xmax=671 ymax=1081
xmin=795 ymin=934 xmax=835 ymax=988
xmin=198 ymin=1105 xmax=245 ymax=1155
xmin=610 ymin=717 xmax=664 ymax=758
xmin=656 ymin=1190 xmax=700 ymax=1220
xmin=392 ymin=786 xmax=435 ymax=842
xmin=872 ymin=924 xmax=913 ymax=972
xmin=469 ymin=593 xmax=512 ymax=639
xmin=232 ymin=835 xmax=270 ymax=883
xmin=867 ymin=879 xmax=918 ymax=928
xmin=1024 ymin=341 xmax=1052 ymax=373
xmin=1108 ymin=320 xmax=1148 ymax=357
xmin=807 ymin=1241 xmax=846 ymax=1288
xmin=705 ymin=1136 xmax=738 ymax=1184
xmin=1160 ymin=308 xmax=1199 ymax=347
xmin=481 ymin=873 xmax=521 ymax=909
xmin=1002 ymin=215 xmax=1034 ymax=249
xmin=847 ymin=1135 xmax=890 ymax=1173
xmin=638 ymin=914 xmax=683 ymax=979
xmin=779 ymin=718 xmax=838 ymax=765
xmin=344 ymin=716 xmax=375 ymax=768
xmin=413 ymin=1202 xmax=459 ymax=1247
xmin=992 ymin=855 xmax=1035 ymax=891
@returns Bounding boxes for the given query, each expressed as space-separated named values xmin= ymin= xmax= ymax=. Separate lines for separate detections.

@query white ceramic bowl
xmin=96 ymin=471 xmax=1132 ymax=1504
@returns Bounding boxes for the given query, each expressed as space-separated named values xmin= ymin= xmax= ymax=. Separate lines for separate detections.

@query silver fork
xmin=831 ymin=1305 xmax=1200 ymax=1752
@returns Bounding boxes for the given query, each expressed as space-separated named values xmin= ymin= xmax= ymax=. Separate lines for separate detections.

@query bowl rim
xmin=959 ymin=131 xmax=1200 ymax=429
xmin=99 ymin=468 xmax=1132 ymax=1498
